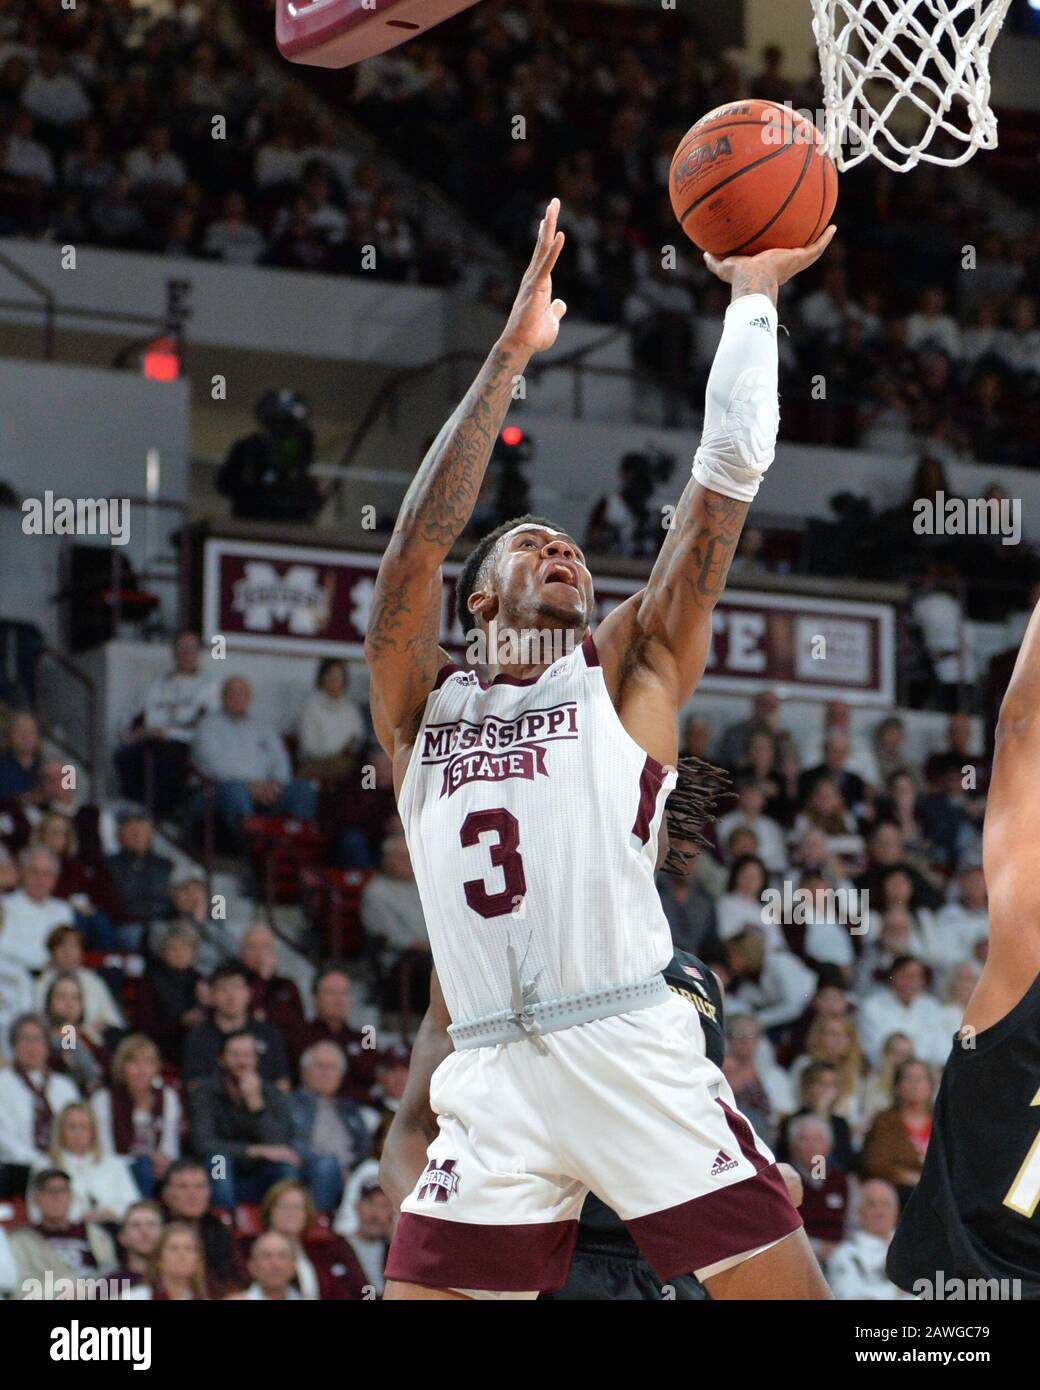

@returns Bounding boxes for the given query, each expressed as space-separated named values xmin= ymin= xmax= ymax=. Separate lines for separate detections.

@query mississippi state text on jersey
xmin=396 ymin=631 xmax=677 ymax=1024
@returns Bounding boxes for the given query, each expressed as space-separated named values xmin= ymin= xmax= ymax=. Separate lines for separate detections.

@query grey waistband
xmin=448 ymin=974 xmax=670 ymax=1050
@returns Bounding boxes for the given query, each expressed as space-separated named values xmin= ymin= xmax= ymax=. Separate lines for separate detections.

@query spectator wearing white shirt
xmin=996 ymin=294 xmax=1040 ymax=379
xmin=925 ymin=865 xmax=988 ymax=973
xmin=716 ymin=854 xmax=786 ymax=952
xmin=828 ymin=1179 xmax=912 ymax=1299
xmin=859 ymin=957 xmax=950 ymax=1066
xmin=297 ymin=658 xmax=365 ymax=782
xmin=912 ymin=583 xmax=977 ymax=704
xmin=936 ymin=961 xmax=979 ymax=1040
xmin=0 ymin=948 xmax=33 ymax=1050
xmin=723 ymin=928 xmax=817 ymax=1032
xmin=233 ymin=1230 xmax=303 ymax=1301
xmin=905 ymin=285 xmax=962 ymax=360
xmin=254 ymin=129 xmax=303 ymax=190
xmin=783 ymin=870 xmax=857 ymax=980
xmin=125 ymin=124 xmax=187 ymax=192
xmin=91 ymin=1035 xmax=182 ymax=1198
xmin=857 ymin=868 xmax=937 ymax=991
xmin=860 ymin=1031 xmax=915 ymax=1130
xmin=0 ymin=847 xmax=74 ymax=971
xmin=0 ymin=1014 xmax=80 ymax=1169
xmin=21 ymin=47 xmax=91 ymax=126
xmin=116 ymin=630 xmax=220 ymax=816
xmin=800 ymin=700 xmax=879 ymax=788
xmin=333 ymin=1161 xmax=392 ymax=1294
xmin=203 ymin=190 xmax=267 ymax=265
xmin=35 ymin=1102 xmax=140 ymax=1224
xmin=191 ymin=676 xmax=317 ymax=848
xmin=4 ymin=111 xmax=55 ymax=184
xmin=961 ymin=300 xmax=1002 ymax=368
xmin=36 ymin=923 xmax=125 ymax=1035
xmin=717 ymin=780 xmax=788 ymax=874
xmin=798 ymin=264 xmax=863 ymax=339
xmin=791 ymin=774 xmax=864 ymax=863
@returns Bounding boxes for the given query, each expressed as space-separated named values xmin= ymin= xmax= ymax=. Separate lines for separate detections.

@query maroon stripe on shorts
xmin=386 ymin=1213 xmax=579 ymax=1292
xmin=717 ymin=1097 xmax=770 ymax=1173
xmin=624 ymin=1165 xmax=803 ymax=1282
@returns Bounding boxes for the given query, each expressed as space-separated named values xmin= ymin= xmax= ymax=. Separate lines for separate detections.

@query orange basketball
xmin=670 ymin=98 xmax=838 ymax=259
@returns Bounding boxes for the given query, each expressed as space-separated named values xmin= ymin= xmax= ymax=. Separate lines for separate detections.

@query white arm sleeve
xmin=692 ymin=292 xmax=780 ymax=503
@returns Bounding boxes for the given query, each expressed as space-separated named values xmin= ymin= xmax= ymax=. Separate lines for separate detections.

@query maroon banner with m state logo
xmin=203 ymin=538 xmax=895 ymax=704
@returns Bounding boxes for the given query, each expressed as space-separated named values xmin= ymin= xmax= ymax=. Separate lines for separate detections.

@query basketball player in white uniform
xmin=367 ymin=198 xmax=836 ymax=1299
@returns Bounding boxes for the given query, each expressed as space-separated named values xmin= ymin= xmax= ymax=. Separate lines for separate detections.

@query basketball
xmin=670 ymin=98 xmax=838 ymax=259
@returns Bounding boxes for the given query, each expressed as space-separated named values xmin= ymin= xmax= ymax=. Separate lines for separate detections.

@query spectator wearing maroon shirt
xmin=291 ymin=965 xmax=376 ymax=1104
xmin=6 ymin=1167 xmax=118 ymax=1296
xmin=258 ymin=1178 xmax=367 ymax=1299
xmin=159 ymin=1159 xmax=245 ymax=1295
xmin=787 ymin=1113 xmax=849 ymax=1264
xmin=239 ymin=923 xmax=305 ymax=1039
xmin=33 ymin=812 xmax=124 ymax=924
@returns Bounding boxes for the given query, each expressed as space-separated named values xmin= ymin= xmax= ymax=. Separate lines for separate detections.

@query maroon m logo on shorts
xmin=417 ymin=1159 xmax=460 ymax=1203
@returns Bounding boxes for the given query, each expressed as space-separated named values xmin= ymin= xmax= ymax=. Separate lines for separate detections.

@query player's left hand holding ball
xmin=499 ymin=197 xmax=568 ymax=357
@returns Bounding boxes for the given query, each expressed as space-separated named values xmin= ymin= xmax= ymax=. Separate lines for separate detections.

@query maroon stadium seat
xmin=242 ymin=816 xmax=331 ymax=907
xmin=299 ymin=866 xmax=372 ymax=957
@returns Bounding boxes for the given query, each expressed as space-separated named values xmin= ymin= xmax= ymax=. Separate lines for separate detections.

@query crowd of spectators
xmin=658 ymin=690 xmax=994 ymax=1297
xmin=0 ymin=615 xmax=996 ymax=1298
xmin=0 ymin=0 xmax=457 ymax=284
xmin=349 ymin=0 xmax=1040 ymax=465
xmin=0 ymin=630 xmax=425 ymax=1299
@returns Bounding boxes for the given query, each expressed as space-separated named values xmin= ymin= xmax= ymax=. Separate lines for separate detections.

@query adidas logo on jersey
xmin=749 ymin=315 xmax=774 ymax=335
xmin=710 ymin=1149 xmax=739 ymax=1176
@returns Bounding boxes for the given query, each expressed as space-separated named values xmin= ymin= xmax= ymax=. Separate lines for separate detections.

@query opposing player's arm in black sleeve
xmin=380 ymin=970 xmax=453 ymax=1212
xmin=595 ymin=232 xmax=835 ymax=709
xmin=365 ymin=200 xmax=567 ymax=757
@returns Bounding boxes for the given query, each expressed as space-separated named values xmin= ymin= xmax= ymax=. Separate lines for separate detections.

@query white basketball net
xmin=810 ymin=0 xmax=1013 ymax=171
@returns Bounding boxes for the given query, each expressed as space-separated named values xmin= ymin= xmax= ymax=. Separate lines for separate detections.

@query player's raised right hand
xmin=500 ymin=197 xmax=568 ymax=357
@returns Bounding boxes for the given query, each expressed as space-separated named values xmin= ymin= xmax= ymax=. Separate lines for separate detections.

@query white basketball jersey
xmin=396 ymin=632 xmax=678 ymax=1025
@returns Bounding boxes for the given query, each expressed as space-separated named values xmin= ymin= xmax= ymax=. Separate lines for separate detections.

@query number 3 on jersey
xmin=460 ymin=808 xmax=528 ymax=919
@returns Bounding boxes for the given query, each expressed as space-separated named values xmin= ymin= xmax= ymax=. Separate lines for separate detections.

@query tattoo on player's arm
xmin=398 ymin=346 xmax=519 ymax=549
xmin=405 ymin=599 xmax=442 ymax=684
xmin=367 ymin=577 xmax=412 ymax=657
xmin=730 ymin=267 xmax=779 ymax=307
xmin=680 ymin=493 xmax=746 ymax=606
